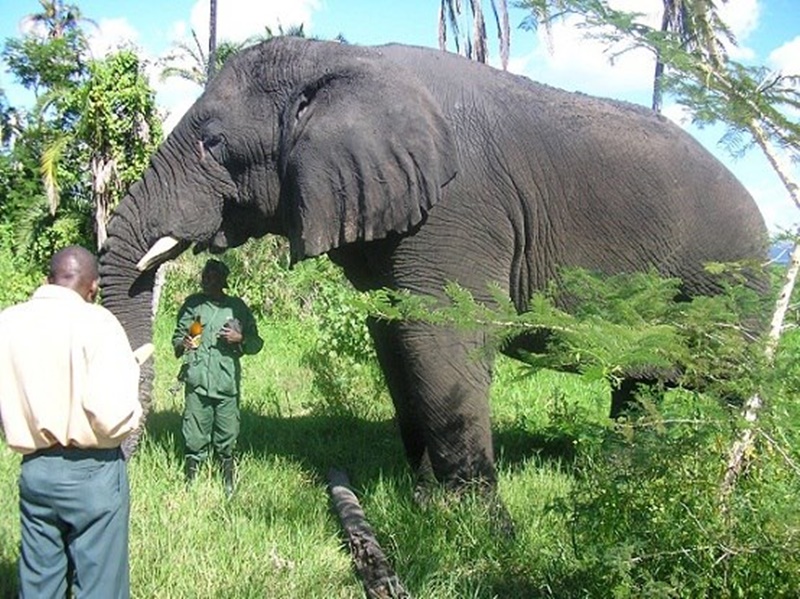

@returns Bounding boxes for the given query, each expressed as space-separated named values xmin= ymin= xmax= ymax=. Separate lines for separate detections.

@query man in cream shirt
xmin=0 ymin=245 xmax=150 ymax=598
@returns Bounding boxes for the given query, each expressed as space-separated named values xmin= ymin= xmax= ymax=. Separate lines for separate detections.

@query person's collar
xmin=33 ymin=284 xmax=88 ymax=302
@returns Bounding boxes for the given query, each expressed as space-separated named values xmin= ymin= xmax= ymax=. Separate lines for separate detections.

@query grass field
xmin=0 ymin=307 xmax=614 ymax=598
xmin=1 ymin=300 xmax=798 ymax=597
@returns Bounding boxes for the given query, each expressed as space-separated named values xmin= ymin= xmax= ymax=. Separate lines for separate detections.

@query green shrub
xmin=544 ymin=380 xmax=800 ymax=598
xmin=0 ymin=222 xmax=43 ymax=308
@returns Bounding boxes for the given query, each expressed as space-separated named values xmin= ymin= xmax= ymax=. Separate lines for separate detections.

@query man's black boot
xmin=184 ymin=456 xmax=201 ymax=486
xmin=221 ymin=457 xmax=235 ymax=498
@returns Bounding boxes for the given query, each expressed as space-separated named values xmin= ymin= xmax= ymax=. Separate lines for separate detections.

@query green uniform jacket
xmin=172 ymin=293 xmax=263 ymax=399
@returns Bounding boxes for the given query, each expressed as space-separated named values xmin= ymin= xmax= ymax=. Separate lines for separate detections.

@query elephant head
xmin=100 ymin=37 xmax=458 ymax=437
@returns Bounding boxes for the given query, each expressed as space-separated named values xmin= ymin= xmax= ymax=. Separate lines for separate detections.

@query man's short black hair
xmin=203 ymin=259 xmax=229 ymax=279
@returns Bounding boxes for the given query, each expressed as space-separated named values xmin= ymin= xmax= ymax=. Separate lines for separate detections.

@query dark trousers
xmin=182 ymin=389 xmax=240 ymax=461
xmin=18 ymin=446 xmax=130 ymax=599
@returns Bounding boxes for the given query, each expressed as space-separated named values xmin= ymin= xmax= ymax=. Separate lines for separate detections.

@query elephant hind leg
xmin=609 ymin=376 xmax=662 ymax=419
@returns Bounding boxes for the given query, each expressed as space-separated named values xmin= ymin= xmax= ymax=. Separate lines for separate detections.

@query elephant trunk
xmin=99 ymin=183 xmax=162 ymax=458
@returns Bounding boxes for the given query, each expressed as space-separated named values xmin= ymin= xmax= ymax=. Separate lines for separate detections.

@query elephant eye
xmin=203 ymin=133 xmax=222 ymax=151
xmin=202 ymin=133 xmax=228 ymax=163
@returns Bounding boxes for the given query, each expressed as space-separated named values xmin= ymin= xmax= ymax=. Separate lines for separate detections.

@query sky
xmin=0 ymin=0 xmax=797 ymax=233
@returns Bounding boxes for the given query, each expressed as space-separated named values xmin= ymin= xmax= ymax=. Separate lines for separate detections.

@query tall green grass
xmin=0 ymin=308 xmax=598 ymax=597
xmin=1 ymin=275 xmax=798 ymax=597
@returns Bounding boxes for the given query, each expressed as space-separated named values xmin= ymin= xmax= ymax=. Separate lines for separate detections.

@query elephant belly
xmin=388 ymin=200 xmax=520 ymax=308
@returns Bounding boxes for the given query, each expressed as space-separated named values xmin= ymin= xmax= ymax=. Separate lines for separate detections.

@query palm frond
xmin=40 ymin=134 xmax=72 ymax=215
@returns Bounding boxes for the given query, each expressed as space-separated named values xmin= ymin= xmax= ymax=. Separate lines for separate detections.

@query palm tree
xmin=652 ymin=0 xmax=733 ymax=112
xmin=159 ymin=31 xmax=253 ymax=88
xmin=438 ymin=0 xmax=511 ymax=70
xmin=207 ymin=0 xmax=218 ymax=83
xmin=22 ymin=0 xmax=96 ymax=39
xmin=160 ymin=23 xmax=314 ymax=89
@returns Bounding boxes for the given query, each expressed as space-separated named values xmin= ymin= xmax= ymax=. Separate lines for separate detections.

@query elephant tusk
xmin=136 ymin=236 xmax=180 ymax=271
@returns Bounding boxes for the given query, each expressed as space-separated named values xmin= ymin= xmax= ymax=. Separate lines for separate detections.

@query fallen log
xmin=327 ymin=468 xmax=410 ymax=599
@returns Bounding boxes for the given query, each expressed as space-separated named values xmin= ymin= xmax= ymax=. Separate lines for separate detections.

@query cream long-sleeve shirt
xmin=0 ymin=284 xmax=143 ymax=454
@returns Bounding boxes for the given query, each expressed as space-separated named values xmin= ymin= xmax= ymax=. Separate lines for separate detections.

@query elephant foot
xmin=412 ymin=478 xmax=516 ymax=540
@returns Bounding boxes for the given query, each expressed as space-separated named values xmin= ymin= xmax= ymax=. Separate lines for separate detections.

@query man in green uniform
xmin=173 ymin=259 xmax=263 ymax=497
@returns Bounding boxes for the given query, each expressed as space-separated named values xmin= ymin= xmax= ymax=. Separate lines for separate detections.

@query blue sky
xmin=0 ymin=0 xmax=797 ymax=233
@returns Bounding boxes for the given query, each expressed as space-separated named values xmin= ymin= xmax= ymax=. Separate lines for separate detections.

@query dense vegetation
xmin=1 ymin=1 xmax=798 ymax=596
xmin=0 ymin=239 xmax=798 ymax=597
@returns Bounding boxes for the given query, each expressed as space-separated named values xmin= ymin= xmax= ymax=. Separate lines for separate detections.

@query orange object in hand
xmin=189 ymin=317 xmax=203 ymax=337
xmin=188 ymin=317 xmax=203 ymax=349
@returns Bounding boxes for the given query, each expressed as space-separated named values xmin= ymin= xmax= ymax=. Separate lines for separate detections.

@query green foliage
xmin=367 ymin=267 xmax=767 ymax=400
xmin=547 ymin=384 xmax=800 ymax=598
xmin=0 ymin=90 xmax=18 ymax=147
xmin=24 ymin=201 xmax=93 ymax=266
xmin=0 ymin=142 xmax=44 ymax=224
xmin=300 ymin=270 xmax=384 ymax=416
xmin=73 ymin=49 xmax=163 ymax=188
xmin=2 ymin=30 xmax=87 ymax=97
xmin=0 ymin=222 xmax=43 ymax=308
xmin=1 ymin=15 xmax=162 ymax=261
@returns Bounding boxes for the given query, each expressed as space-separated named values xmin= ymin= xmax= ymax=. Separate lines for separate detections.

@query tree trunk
xmin=722 ymin=239 xmax=800 ymax=498
xmin=207 ymin=0 xmax=218 ymax=83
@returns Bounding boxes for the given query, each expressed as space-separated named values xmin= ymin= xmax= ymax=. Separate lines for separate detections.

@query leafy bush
xmin=361 ymin=263 xmax=799 ymax=595
xmin=550 ymin=386 xmax=800 ymax=598
xmin=298 ymin=259 xmax=385 ymax=416
xmin=0 ymin=222 xmax=45 ymax=308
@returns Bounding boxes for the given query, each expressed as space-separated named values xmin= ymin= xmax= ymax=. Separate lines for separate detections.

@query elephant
xmin=99 ymin=37 xmax=768 ymax=492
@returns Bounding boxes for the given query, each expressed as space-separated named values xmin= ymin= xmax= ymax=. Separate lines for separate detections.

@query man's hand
xmin=218 ymin=324 xmax=243 ymax=344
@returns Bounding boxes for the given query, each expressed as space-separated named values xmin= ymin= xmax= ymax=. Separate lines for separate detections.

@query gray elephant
xmin=99 ymin=37 xmax=767 ymax=491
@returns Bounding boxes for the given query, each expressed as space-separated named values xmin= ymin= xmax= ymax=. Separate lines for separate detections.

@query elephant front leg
xmin=398 ymin=323 xmax=497 ymax=490
xmin=367 ymin=318 xmax=431 ymax=482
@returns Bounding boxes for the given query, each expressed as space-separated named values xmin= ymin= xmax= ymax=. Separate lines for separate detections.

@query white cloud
xmin=187 ymin=0 xmax=321 ymax=45
xmin=514 ymin=0 xmax=765 ymax=98
xmin=156 ymin=78 xmax=202 ymax=133
xmin=749 ymin=179 xmax=797 ymax=233
xmin=661 ymin=103 xmax=692 ymax=126
xmin=769 ymin=36 xmax=800 ymax=76
xmin=521 ymin=8 xmax=657 ymax=98
xmin=716 ymin=0 xmax=760 ymax=60
xmin=88 ymin=18 xmax=141 ymax=58
xmin=719 ymin=0 xmax=761 ymax=41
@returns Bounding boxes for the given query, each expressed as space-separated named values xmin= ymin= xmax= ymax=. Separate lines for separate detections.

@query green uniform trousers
xmin=182 ymin=388 xmax=240 ymax=461
xmin=18 ymin=446 xmax=130 ymax=599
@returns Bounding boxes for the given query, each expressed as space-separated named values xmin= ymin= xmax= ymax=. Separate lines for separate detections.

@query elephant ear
xmin=278 ymin=54 xmax=458 ymax=261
